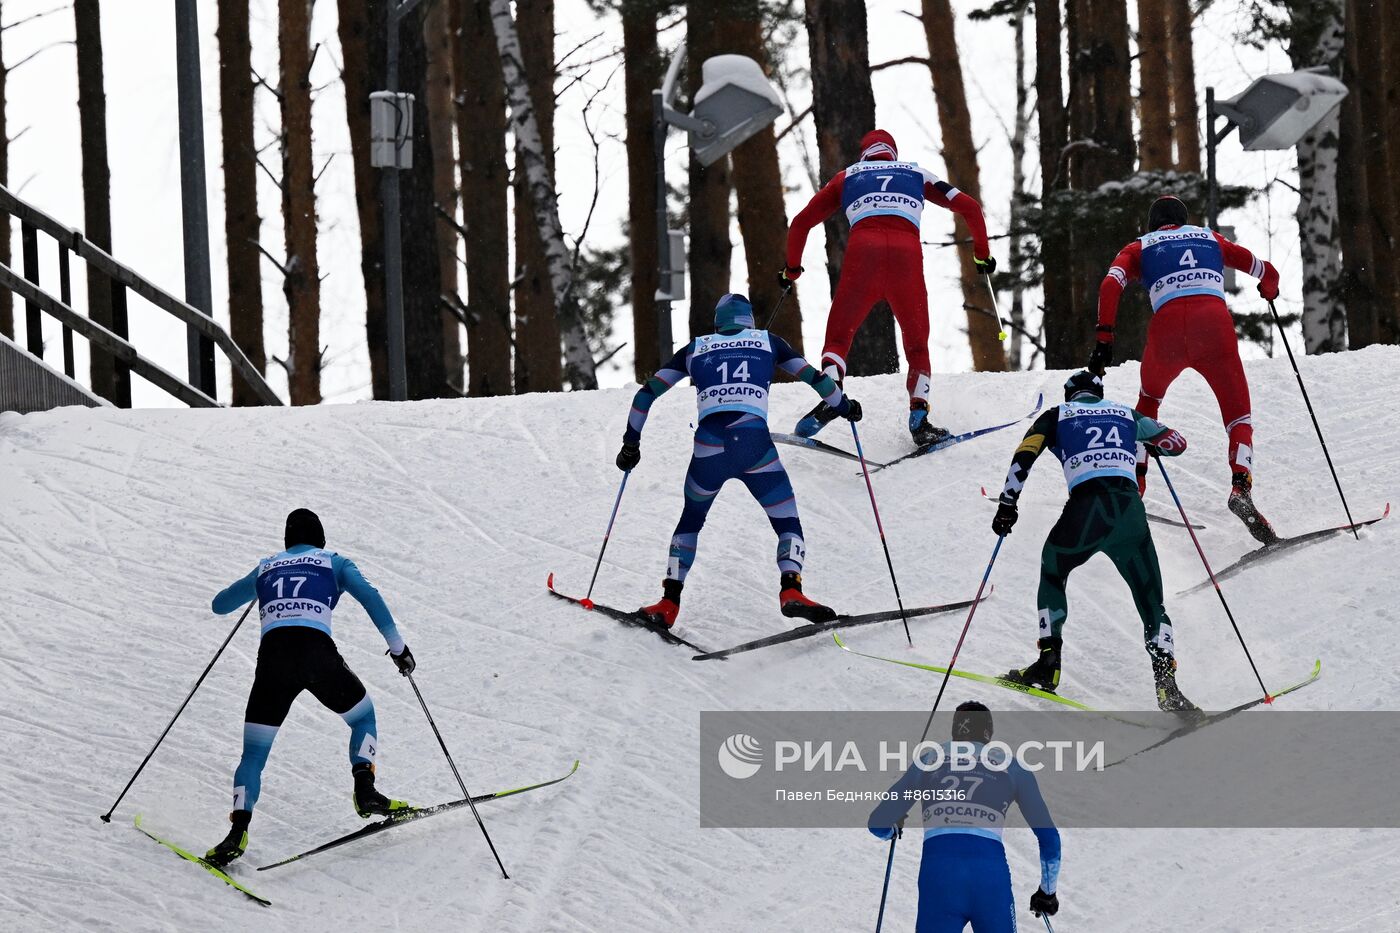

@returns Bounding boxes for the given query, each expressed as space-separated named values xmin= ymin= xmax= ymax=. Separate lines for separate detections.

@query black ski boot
xmin=779 ymin=571 xmax=837 ymax=624
xmin=1227 ymin=471 xmax=1279 ymax=545
xmin=204 ymin=809 xmax=251 ymax=868
xmin=909 ymin=401 xmax=951 ymax=448
xmin=1003 ymin=637 xmax=1062 ymax=692
xmin=1151 ymin=651 xmax=1200 ymax=714
xmin=352 ymin=762 xmax=412 ymax=818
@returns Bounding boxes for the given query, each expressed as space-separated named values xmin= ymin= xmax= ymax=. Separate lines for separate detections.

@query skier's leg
xmin=797 ymin=236 xmax=879 ymax=436
xmin=1136 ymin=308 xmax=1188 ymax=493
xmin=964 ymin=855 xmax=1016 ymax=933
xmin=888 ymin=240 xmax=943 ymax=444
xmin=915 ymin=855 xmax=977 ymax=933
xmin=641 ymin=425 xmax=730 ymax=624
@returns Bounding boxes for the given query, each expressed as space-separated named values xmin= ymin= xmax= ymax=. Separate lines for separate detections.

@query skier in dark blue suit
xmin=869 ymin=702 xmax=1061 ymax=932
xmin=616 ymin=293 xmax=862 ymax=628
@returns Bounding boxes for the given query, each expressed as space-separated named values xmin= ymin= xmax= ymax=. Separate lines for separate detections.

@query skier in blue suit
xmin=869 ymin=702 xmax=1061 ymax=932
xmin=616 ymin=293 xmax=862 ymax=628
xmin=203 ymin=508 xmax=416 ymax=867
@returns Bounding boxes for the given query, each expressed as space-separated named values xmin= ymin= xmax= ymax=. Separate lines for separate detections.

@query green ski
xmin=134 ymin=814 xmax=271 ymax=907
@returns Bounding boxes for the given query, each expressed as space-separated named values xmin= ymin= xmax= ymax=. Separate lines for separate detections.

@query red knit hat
xmin=859 ymin=129 xmax=898 ymax=161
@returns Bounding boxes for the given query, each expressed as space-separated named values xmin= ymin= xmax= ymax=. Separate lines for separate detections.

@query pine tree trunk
xmin=456 ymin=0 xmax=513 ymax=396
xmin=425 ymin=0 xmax=462 ymax=389
xmin=489 ymin=0 xmax=597 ymax=389
xmin=1165 ymin=0 xmax=1200 ymax=172
xmin=337 ymin=0 xmax=388 ymax=398
xmin=1337 ymin=0 xmax=1376 ymax=347
xmin=1382 ymin=2 xmax=1400 ymax=343
xmin=1354 ymin=0 xmax=1399 ymax=344
xmin=279 ymin=0 xmax=321 ymax=405
xmin=802 ymin=0 xmax=897 ymax=376
xmin=921 ymin=0 xmax=1004 ymax=372
xmin=399 ymin=4 xmax=447 ymax=399
xmin=75 ymin=0 xmax=121 ymax=403
xmin=1288 ymin=0 xmax=1346 ymax=354
xmin=217 ymin=0 xmax=268 ymax=405
xmin=1036 ymin=0 xmax=1077 ymax=367
xmin=622 ymin=0 xmax=662 ymax=380
xmin=686 ymin=0 xmax=734 ymax=340
xmin=0 ymin=16 xmax=11 ymax=340
xmin=1136 ymin=0 xmax=1173 ymax=171
xmin=511 ymin=0 xmax=563 ymax=392
xmin=728 ymin=5 xmax=803 ymax=353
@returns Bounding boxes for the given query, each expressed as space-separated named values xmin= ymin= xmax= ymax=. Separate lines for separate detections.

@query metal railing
xmin=0 ymin=184 xmax=281 ymax=408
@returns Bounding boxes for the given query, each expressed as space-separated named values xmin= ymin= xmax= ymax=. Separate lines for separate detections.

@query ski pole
xmin=917 ymin=535 xmax=1003 ymax=744
xmin=583 ymin=471 xmax=630 ymax=605
xmin=850 ymin=421 xmax=913 ymax=646
xmin=1153 ymin=453 xmax=1272 ymax=702
xmin=101 ymin=599 xmax=256 ymax=822
xmin=764 ymin=281 xmax=794 ymax=330
xmin=405 ymin=672 xmax=510 ymax=879
xmin=983 ymin=271 xmax=1008 ymax=342
xmin=1268 ymin=299 xmax=1358 ymax=539
xmin=874 ymin=830 xmax=898 ymax=933
xmin=1041 ymin=915 xmax=1056 ymax=932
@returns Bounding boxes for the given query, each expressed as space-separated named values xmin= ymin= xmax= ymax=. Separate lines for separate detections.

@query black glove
xmin=389 ymin=644 xmax=416 ymax=676
xmin=974 ymin=255 xmax=997 ymax=276
xmin=616 ymin=442 xmax=640 ymax=472
xmin=1029 ymin=887 xmax=1059 ymax=917
xmin=1088 ymin=325 xmax=1114 ymax=375
xmin=839 ymin=398 xmax=863 ymax=422
xmin=992 ymin=499 xmax=1019 ymax=536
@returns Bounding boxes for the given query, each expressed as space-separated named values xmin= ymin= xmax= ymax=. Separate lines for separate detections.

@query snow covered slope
xmin=2 ymin=348 xmax=1397 ymax=932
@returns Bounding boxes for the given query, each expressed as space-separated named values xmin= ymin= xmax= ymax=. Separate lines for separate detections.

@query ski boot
xmin=779 ymin=571 xmax=837 ymax=624
xmin=639 ymin=579 xmax=683 ymax=629
xmin=1003 ymin=636 xmax=1062 ymax=692
xmin=352 ymin=762 xmax=412 ymax=818
xmin=909 ymin=401 xmax=951 ymax=448
xmin=1151 ymin=651 xmax=1200 ymax=714
xmin=204 ymin=809 xmax=251 ymax=868
xmin=794 ymin=400 xmax=840 ymax=438
xmin=1227 ymin=471 xmax=1279 ymax=545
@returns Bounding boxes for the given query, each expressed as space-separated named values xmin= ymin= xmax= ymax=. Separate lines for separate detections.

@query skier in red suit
xmin=781 ymin=129 xmax=994 ymax=447
xmin=1090 ymin=195 xmax=1282 ymax=543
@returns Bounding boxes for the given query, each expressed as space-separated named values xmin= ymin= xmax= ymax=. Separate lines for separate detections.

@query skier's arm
xmin=922 ymin=172 xmax=991 ymax=261
xmin=1214 ymin=232 xmax=1280 ymax=300
xmin=1133 ymin=411 xmax=1187 ymax=457
xmin=771 ymin=334 xmax=847 ymax=411
xmin=867 ymin=754 xmax=925 ymax=839
xmin=785 ymin=174 xmax=844 ymax=273
xmin=211 ymin=567 xmax=258 ymax=614
xmin=334 ymin=555 xmax=406 ymax=654
xmin=623 ymin=344 xmax=691 ymax=445
xmin=998 ymin=408 xmax=1059 ymax=504
xmin=1012 ymin=763 xmax=1062 ymax=895
xmin=1096 ymin=241 xmax=1142 ymax=333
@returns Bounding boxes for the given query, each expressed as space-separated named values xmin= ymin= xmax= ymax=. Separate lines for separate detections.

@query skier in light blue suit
xmin=615 ymin=293 xmax=862 ymax=629
xmin=869 ymin=702 xmax=1062 ymax=931
xmin=203 ymin=508 xmax=416 ymax=868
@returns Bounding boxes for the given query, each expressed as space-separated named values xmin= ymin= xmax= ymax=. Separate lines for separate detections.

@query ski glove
xmin=1257 ymin=279 xmax=1279 ymax=301
xmin=1029 ymin=888 xmax=1059 ymax=917
xmin=389 ymin=645 xmax=416 ymax=676
xmin=973 ymin=255 xmax=997 ymax=276
xmin=779 ymin=265 xmax=803 ymax=284
xmin=992 ymin=499 xmax=1019 ymax=536
xmin=1088 ymin=325 xmax=1114 ymax=375
xmin=838 ymin=398 xmax=863 ymax=422
xmin=616 ymin=442 xmax=641 ymax=472
xmin=1146 ymin=428 xmax=1188 ymax=456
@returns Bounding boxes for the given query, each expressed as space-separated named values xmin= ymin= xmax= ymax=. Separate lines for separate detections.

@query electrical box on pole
xmin=371 ymin=91 xmax=415 ymax=169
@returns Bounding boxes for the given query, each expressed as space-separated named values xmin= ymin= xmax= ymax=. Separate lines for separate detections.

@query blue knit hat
xmin=714 ymin=293 xmax=755 ymax=333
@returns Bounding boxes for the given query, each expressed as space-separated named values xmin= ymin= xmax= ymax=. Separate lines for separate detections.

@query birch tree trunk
xmin=1136 ymin=0 xmax=1173 ymax=171
xmin=279 ymin=0 xmax=321 ymax=405
xmin=1007 ymin=5 xmax=1029 ymax=370
xmin=1289 ymin=0 xmax=1346 ymax=354
xmin=921 ymin=0 xmax=1005 ymax=372
xmin=424 ymin=0 xmax=462 ymax=388
xmin=457 ymin=0 xmax=513 ymax=396
xmin=489 ymin=0 xmax=598 ymax=390
xmin=512 ymin=0 xmax=563 ymax=392
xmin=1165 ymin=0 xmax=1200 ymax=171
xmin=622 ymin=0 xmax=662 ymax=380
xmin=686 ymin=0 xmax=733 ymax=340
xmin=218 ymin=0 xmax=268 ymax=405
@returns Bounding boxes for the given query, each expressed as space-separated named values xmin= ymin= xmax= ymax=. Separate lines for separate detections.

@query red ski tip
xmin=546 ymin=572 xmax=555 ymax=591
xmin=580 ymin=598 xmax=595 ymax=610
xmin=1264 ymin=694 xmax=1275 ymax=705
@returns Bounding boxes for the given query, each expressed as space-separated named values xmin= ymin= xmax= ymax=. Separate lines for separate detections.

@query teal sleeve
xmin=334 ymin=555 xmax=406 ymax=654
xmin=211 ymin=568 xmax=258 ymax=615
xmin=1133 ymin=410 xmax=1170 ymax=441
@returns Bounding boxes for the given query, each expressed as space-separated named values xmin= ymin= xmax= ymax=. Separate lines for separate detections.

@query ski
xmin=259 ymin=760 xmax=580 ymax=871
xmin=869 ymin=394 xmax=1044 ymax=473
xmin=692 ymin=588 xmax=991 ymax=661
xmin=547 ymin=574 xmax=712 ymax=653
xmin=1106 ymin=660 xmax=1322 ymax=767
xmin=134 ymin=814 xmax=271 ymax=907
xmin=1178 ymin=504 xmax=1389 ymax=596
xmin=832 ymin=633 xmax=1153 ymax=729
xmin=977 ymin=486 xmax=1203 ymax=530
xmin=772 ymin=432 xmax=887 ymax=468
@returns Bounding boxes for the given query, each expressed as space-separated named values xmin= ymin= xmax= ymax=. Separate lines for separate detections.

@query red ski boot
xmin=779 ymin=572 xmax=837 ymax=624
xmin=639 ymin=579 xmax=683 ymax=628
